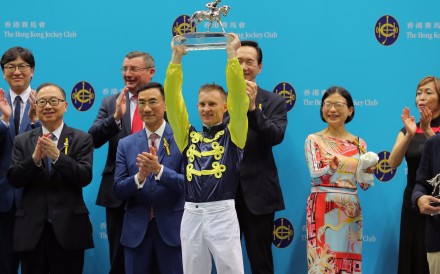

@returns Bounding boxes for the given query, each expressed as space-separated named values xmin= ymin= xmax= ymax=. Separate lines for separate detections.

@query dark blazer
xmin=0 ymin=93 xmax=40 ymax=212
xmin=88 ymin=92 xmax=132 ymax=208
xmin=113 ymin=123 xmax=184 ymax=248
xmin=412 ymin=134 xmax=440 ymax=253
xmin=7 ymin=124 xmax=94 ymax=252
xmin=239 ymin=87 xmax=287 ymax=214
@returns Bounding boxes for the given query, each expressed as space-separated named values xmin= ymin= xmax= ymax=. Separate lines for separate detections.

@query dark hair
xmin=36 ymin=82 xmax=66 ymax=99
xmin=416 ymin=75 xmax=440 ymax=98
xmin=137 ymin=82 xmax=164 ymax=99
xmin=240 ymin=40 xmax=263 ymax=65
xmin=1 ymin=46 xmax=35 ymax=69
xmin=320 ymin=86 xmax=355 ymax=124
xmin=199 ymin=83 xmax=227 ymax=101
xmin=125 ymin=51 xmax=155 ymax=68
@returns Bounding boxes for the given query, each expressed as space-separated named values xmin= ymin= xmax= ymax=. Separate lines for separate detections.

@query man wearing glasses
xmin=0 ymin=46 xmax=40 ymax=274
xmin=8 ymin=82 xmax=94 ymax=274
xmin=88 ymin=51 xmax=156 ymax=274
xmin=114 ymin=82 xmax=184 ymax=274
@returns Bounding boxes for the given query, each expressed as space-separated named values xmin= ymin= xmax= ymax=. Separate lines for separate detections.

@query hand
xmin=245 ymin=80 xmax=258 ymax=111
xmin=0 ymin=88 xmax=12 ymax=123
xmin=113 ymin=87 xmax=128 ymax=121
xmin=401 ymin=107 xmax=416 ymax=137
xmin=170 ymin=36 xmax=188 ymax=64
xmin=419 ymin=106 xmax=433 ymax=133
xmin=135 ymin=148 xmax=160 ymax=180
xmin=32 ymin=134 xmax=49 ymax=164
xmin=38 ymin=134 xmax=59 ymax=160
xmin=226 ymin=33 xmax=240 ymax=59
xmin=28 ymin=89 xmax=38 ymax=123
xmin=417 ymin=195 xmax=440 ymax=215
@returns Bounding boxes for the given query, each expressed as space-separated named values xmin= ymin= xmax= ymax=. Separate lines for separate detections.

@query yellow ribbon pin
xmin=64 ymin=138 xmax=69 ymax=154
xmin=163 ymin=138 xmax=170 ymax=156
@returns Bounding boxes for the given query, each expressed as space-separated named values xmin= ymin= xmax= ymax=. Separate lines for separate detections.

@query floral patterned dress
xmin=304 ymin=134 xmax=371 ymax=274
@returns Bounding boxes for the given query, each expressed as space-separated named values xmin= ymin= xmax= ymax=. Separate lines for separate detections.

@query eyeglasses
xmin=3 ymin=64 xmax=31 ymax=73
xmin=138 ymin=99 xmax=161 ymax=108
xmin=322 ymin=102 xmax=347 ymax=109
xmin=35 ymin=98 xmax=66 ymax=108
xmin=120 ymin=66 xmax=150 ymax=73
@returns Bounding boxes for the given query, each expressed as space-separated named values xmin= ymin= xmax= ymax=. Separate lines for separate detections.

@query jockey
xmin=206 ymin=0 xmax=221 ymax=16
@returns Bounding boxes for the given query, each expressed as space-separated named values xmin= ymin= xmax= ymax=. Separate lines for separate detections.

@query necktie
xmin=149 ymin=133 xmax=159 ymax=220
xmin=131 ymin=95 xmax=143 ymax=134
xmin=47 ymin=133 xmax=57 ymax=172
xmin=149 ymin=132 xmax=158 ymax=150
xmin=13 ymin=96 xmax=22 ymax=136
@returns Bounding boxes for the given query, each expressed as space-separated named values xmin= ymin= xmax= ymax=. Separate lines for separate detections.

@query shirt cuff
xmin=154 ymin=165 xmax=164 ymax=181
xmin=134 ymin=173 xmax=146 ymax=189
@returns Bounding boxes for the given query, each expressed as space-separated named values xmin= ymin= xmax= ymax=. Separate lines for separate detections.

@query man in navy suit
xmin=88 ymin=51 xmax=156 ymax=273
xmin=235 ymin=40 xmax=287 ymax=274
xmin=8 ymin=83 xmax=94 ymax=274
xmin=0 ymin=46 xmax=39 ymax=274
xmin=114 ymin=82 xmax=184 ymax=274
xmin=412 ymin=132 xmax=440 ymax=273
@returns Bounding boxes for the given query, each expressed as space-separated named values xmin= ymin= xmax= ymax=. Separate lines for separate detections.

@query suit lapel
xmin=58 ymin=124 xmax=73 ymax=154
xmin=256 ymin=87 xmax=268 ymax=111
xmin=6 ymin=94 xmax=16 ymax=141
xmin=157 ymin=123 xmax=171 ymax=164
xmin=121 ymin=92 xmax=131 ymax=136
xmin=136 ymin=130 xmax=149 ymax=154
xmin=20 ymin=100 xmax=31 ymax=134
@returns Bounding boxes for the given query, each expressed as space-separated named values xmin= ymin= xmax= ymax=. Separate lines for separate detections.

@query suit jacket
xmin=239 ymin=87 xmax=287 ymax=214
xmin=113 ymin=123 xmax=184 ymax=248
xmin=412 ymin=134 xmax=440 ymax=252
xmin=88 ymin=92 xmax=132 ymax=208
xmin=0 ymin=93 xmax=40 ymax=212
xmin=7 ymin=124 xmax=94 ymax=252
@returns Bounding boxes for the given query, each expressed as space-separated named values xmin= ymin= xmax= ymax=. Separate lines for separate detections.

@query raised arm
xmin=164 ymin=39 xmax=190 ymax=152
xmin=226 ymin=33 xmax=249 ymax=149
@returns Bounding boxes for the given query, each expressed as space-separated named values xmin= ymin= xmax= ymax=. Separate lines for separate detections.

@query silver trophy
xmin=175 ymin=0 xmax=231 ymax=51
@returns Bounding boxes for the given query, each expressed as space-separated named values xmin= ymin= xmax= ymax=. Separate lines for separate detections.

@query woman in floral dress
xmin=305 ymin=86 xmax=375 ymax=274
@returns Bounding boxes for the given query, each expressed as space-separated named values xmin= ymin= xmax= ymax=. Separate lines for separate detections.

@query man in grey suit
xmin=0 ymin=46 xmax=39 ymax=274
xmin=88 ymin=51 xmax=156 ymax=273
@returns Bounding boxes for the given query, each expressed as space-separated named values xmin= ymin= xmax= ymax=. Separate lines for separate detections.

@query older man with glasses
xmin=88 ymin=51 xmax=156 ymax=274
xmin=0 ymin=46 xmax=40 ymax=274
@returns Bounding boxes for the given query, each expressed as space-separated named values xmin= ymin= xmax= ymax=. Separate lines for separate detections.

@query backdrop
xmin=2 ymin=0 xmax=439 ymax=273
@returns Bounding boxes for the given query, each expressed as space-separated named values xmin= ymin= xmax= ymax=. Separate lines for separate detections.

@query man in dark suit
xmin=114 ymin=82 xmax=184 ymax=274
xmin=235 ymin=40 xmax=288 ymax=274
xmin=412 ymin=133 xmax=440 ymax=273
xmin=0 ymin=46 xmax=39 ymax=274
xmin=88 ymin=51 xmax=156 ymax=273
xmin=7 ymin=82 xmax=94 ymax=274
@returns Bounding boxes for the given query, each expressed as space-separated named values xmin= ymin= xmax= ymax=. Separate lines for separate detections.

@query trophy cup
xmin=174 ymin=0 xmax=231 ymax=51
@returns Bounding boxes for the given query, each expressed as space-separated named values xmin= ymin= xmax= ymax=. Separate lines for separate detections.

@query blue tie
xmin=13 ymin=96 xmax=22 ymax=136
xmin=47 ymin=133 xmax=56 ymax=172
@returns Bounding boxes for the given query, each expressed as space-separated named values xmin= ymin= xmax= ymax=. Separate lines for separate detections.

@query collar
xmin=203 ymin=122 xmax=226 ymax=135
xmin=10 ymin=86 xmax=32 ymax=103
xmin=42 ymin=122 xmax=64 ymax=140
xmin=145 ymin=120 xmax=166 ymax=139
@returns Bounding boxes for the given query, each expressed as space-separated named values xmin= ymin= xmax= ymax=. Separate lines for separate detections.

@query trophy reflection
xmin=175 ymin=0 xmax=231 ymax=51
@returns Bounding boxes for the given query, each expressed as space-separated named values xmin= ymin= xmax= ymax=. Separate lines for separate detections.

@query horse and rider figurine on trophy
xmin=190 ymin=0 xmax=231 ymax=32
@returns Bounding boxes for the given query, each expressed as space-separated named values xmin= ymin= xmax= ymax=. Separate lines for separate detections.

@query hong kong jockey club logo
xmin=272 ymin=217 xmax=294 ymax=248
xmin=71 ymin=81 xmax=95 ymax=112
xmin=375 ymin=15 xmax=399 ymax=46
xmin=172 ymin=15 xmax=196 ymax=37
xmin=273 ymin=82 xmax=296 ymax=112
xmin=374 ymin=151 xmax=397 ymax=182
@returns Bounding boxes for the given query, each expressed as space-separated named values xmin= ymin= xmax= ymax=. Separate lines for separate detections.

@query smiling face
xmin=2 ymin=56 xmax=34 ymax=94
xmin=237 ymin=45 xmax=262 ymax=82
xmin=36 ymin=84 xmax=67 ymax=131
xmin=321 ymin=93 xmax=354 ymax=126
xmin=122 ymin=56 xmax=155 ymax=94
xmin=197 ymin=88 xmax=227 ymax=126
xmin=137 ymin=87 xmax=165 ymax=132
